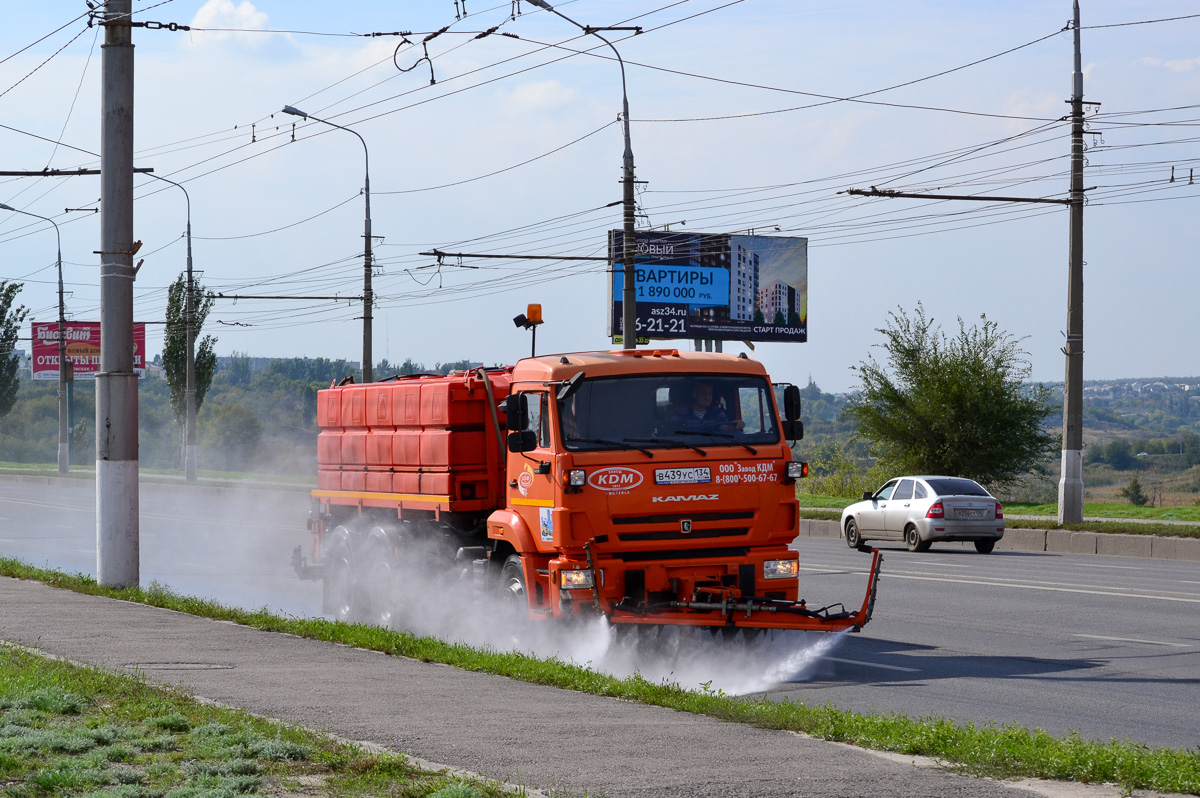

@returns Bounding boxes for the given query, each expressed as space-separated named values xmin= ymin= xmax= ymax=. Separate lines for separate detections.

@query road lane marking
xmin=907 ymin=561 xmax=970 ymax=568
xmin=1073 ymin=634 xmax=1191 ymax=647
xmin=797 ymin=566 xmax=1200 ymax=604
xmin=1080 ymin=563 xmax=1146 ymax=570
xmin=825 ymin=657 xmax=919 ymax=673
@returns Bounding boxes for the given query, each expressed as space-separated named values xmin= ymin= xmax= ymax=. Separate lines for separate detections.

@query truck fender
xmin=486 ymin=509 xmax=538 ymax=554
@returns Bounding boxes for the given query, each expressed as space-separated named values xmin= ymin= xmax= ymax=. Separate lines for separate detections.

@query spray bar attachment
xmin=609 ymin=549 xmax=883 ymax=633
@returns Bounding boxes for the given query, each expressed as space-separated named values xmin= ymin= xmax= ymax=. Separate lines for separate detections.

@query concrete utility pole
xmin=524 ymin=0 xmax=640 ymax=349
xmin=0 ymin=204 xmax=68 ymax=473
xmin=281 ymin=105 xmax=373 ymax=382
xmin=842 ymin=2 xmax=1091 ymax=524
xmin=96 ymin=0 xmax=139 ymax=587
xmin=1059 ymin=0 xmax=1086 ymax=524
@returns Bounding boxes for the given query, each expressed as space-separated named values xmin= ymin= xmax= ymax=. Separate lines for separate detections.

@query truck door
xmin=507 ymin=391 xmax=556 ymax=548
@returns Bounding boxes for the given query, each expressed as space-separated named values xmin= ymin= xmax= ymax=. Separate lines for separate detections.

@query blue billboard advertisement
xmin=608 ymin=230 xmax=807 ymax=344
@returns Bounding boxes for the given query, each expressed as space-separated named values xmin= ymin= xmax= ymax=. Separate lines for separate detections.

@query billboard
xmin=609 ymin=231 xmax=807 ymax=344
xmin=31 ymin=322 xmax=147 ymax=380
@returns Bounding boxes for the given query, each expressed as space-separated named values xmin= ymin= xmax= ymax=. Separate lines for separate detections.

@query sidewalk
xmin=0 ymin=574 xmax=1110 ymax=798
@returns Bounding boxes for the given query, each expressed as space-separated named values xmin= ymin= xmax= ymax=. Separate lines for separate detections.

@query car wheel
xmin=905 ymin=525 xmax=931 ymax=553
xmin=974 ymin=539 xmax=996 ymax=554
xmin=845 ymin=518 xmax=862 ymax=549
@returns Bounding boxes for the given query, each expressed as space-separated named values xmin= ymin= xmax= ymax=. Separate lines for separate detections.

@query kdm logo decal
xmin=588 ymin=467 xmax=643 ymax=492
xmin=652 ymin=494 xmax=719 ymax=503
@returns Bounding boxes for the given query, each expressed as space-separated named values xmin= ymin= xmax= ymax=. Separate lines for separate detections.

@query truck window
xmin=560 ymin=373 xmax=780 ymax=452
xmin=524 ymin=392 xmax=550 ymax=448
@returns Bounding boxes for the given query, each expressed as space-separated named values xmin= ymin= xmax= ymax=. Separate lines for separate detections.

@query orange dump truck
xmin=294 ymin=349 xmax=881 ymax=633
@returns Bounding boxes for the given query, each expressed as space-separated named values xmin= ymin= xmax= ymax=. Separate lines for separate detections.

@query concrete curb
xmin=796 ymin=517 xmax=1200 ymax=562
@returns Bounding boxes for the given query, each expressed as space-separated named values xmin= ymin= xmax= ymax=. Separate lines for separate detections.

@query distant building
xmin=731 ymin=243 xmax=759 ymax=321
xmin=757 ymin=279 xmax=801 ymax=324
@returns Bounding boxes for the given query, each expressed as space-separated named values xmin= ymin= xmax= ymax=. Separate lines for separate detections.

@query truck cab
xmin=485 ymin=349 xmax=874 ymax=630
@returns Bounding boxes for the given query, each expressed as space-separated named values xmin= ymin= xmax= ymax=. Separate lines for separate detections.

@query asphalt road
xmin=2 ymin=477 xmax=1197 ymax=752
xmin=782 ymin=539 xmax=1200 ymax=750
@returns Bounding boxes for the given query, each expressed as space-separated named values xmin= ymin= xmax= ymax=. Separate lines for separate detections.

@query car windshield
xmin=559 ymin=373 xmax=781 ymax=451
xmin=925 ymin=477 xmax=991 ymax=497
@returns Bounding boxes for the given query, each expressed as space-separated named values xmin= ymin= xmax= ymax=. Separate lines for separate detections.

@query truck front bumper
xmin=604 ymin=548 xmax=882 ymax=633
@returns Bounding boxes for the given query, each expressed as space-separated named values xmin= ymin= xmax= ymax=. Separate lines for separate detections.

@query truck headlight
xmin=560 ymin=569 xmax=594 ymax=589
xmin=567 ymin=468 xmax=586 ymax=487
xmin=763 ymin=559 xmax=798 ymax=579
xmin=786 ymin=461 xmax=808 ymax=479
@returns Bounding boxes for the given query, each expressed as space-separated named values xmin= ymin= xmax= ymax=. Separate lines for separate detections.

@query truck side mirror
xmin=783 ymin=384 xmax=802 ymax=421
xmin=782 ymin=419 xmax=804 ymax=441
xmin=507 ymin=430 xmax=537 ymax=453
xmin=505 ymin=393 xmax=528 ymax=431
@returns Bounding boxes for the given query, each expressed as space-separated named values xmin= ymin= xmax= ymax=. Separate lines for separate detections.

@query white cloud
xmin=505 ymin=80 xmax=578 ymax=112
xmin=187 ymin=0 xmax=271 ymax=45
xmin=1139 ymin=56 xmax=1200 ymax=72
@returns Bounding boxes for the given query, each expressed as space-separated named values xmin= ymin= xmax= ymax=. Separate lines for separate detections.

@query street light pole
xmin=524 ymin=0 xmax=640 ymax=349
xmin=281 ymin=105 xmax=374 ymax=381
xmin=143 ymin=173 xmax=197 ymax=480
xmin=0 ymin=203 xmax=68 ymax=473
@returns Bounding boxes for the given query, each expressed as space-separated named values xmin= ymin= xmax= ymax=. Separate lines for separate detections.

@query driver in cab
xmin=669 ymin=381 xmax=744 ymax=432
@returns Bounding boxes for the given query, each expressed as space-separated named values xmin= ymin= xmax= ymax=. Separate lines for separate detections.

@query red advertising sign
xmin=31 ymin=322 xmax=147 ymax=381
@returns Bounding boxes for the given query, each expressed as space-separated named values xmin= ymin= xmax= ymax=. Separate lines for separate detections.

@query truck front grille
xmin=617 ymin=527 xmax=749 ymax=542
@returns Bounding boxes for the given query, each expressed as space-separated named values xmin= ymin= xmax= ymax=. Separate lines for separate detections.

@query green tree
xmin=0 ymin=281 xmax=30 ymax=418
xmin=162 ymin=274 xmax=218 ymax=456
xmin=845 ymin=303 xmax=1057 ymax=492
xmin=1120 ymin=475 xmax=1149 ymax=506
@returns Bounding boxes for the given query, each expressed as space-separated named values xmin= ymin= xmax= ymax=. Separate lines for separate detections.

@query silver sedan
xmin=841 ymin=476 xmax=1005 ymax=553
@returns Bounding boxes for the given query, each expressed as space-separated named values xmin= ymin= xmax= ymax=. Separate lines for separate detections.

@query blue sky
xmin=2 ymin=1 xmax=1198 ymax=390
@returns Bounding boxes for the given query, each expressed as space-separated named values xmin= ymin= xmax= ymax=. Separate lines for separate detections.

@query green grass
xmin=0 ymin=641 xmax=518 ymax=798
xmin=1004 ymin=501 xmax=1200 ymax=522
xmin=797 ymin=494 xmax=1200 ymax=537
xmin=1 ymin=560 xmax=1197 ymax=795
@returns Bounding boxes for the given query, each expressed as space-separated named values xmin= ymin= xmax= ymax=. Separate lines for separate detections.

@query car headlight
xmin=763 ymin=559 xmax=798 ymax=579
xmin=567 ymin=468 xmax=586 ymax=487
xmin=786 ymin=461 xmax=808 ymax=479
xmin=560 ymin=569 xmax=594 ymax=589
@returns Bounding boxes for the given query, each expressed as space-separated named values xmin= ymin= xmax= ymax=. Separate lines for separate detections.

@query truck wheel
xmin=974 ymin=539 xmax=996 ymax=554
xmin=845 ymin=518 xmax=862 ymax=549
xmin=498 ymin=554 xmax=527 ymax=608
xmin=365 ymin=542 xmax=399 ymax=628
xmin=325 ymin=542 xmax=356 ymax=623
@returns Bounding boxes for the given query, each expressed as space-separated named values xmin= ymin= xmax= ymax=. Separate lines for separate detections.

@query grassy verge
xmin=1005 ymin=501 xmax=1200 ymax=522
xmin=0 ymin=641 xmax=516 ymax=798
xmin=1 ymin=559 xmax=1197 ymax=795
xmin=798 ymin=510 xmax=1200 ymax=538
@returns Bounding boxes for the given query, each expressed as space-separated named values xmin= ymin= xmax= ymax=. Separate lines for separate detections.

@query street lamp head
xmin=0 ymin=202 xmax=14 ymax=212
xmin=281 ymin=105 xmax=308 ymax=119
xmin=524 ymin=0 xmax=553 ymax=9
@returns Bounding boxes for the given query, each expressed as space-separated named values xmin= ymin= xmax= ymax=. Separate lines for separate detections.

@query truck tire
xmin=365 ymin=540 xmax=399 ymax=628
xmin=498 ymin=554 xmax=527 ymax=608
xmin=325 ymin=541 xmax=356 ymax=623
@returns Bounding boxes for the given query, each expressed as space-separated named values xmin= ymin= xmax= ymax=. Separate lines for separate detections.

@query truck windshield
xmin=558 ymin=374 xmax=781 ymax=451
